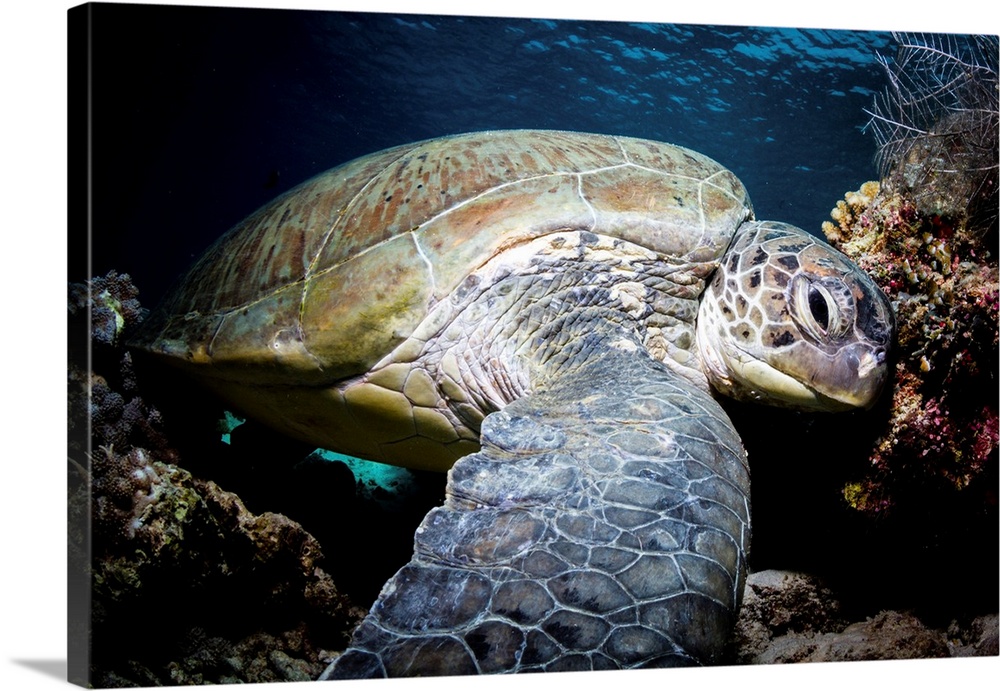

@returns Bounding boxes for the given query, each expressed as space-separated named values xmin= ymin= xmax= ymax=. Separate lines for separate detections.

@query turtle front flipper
xmin=323 ymin=339 xmax=750 ymax=677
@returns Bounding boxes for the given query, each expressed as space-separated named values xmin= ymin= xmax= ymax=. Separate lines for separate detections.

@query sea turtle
xmin=131 ymin=130 xmax=894 ymax=676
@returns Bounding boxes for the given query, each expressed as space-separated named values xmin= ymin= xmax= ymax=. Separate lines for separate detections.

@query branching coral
xmin=822 ymin=180 xmax=881 ymax=245
xmin=865 ymin=32 xmax=999 ymax=236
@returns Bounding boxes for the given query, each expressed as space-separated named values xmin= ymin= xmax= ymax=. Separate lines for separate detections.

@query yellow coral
xmin=860 ymin=180 xmax=880 ymax=199
xmin=821 ymin=220 xmax=841 ymax=243
xmin=842 ymin=481 xmax=871 ymax=511
xmin=844 ymin=181 xmax=880 ymax=208
xmin=825 ymin=181 xmax=880 ymax=247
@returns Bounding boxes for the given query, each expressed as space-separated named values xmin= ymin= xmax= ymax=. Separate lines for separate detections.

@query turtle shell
xmin=134 ymin=130 xmax=751 ymax=389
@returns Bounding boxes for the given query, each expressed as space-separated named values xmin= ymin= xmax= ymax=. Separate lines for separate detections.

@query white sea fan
xmin=865 ymin=32 xmax=998 ymax=234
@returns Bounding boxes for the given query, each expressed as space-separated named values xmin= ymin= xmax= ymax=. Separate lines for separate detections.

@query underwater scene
xmin=68 ymin=3 xmax=998 ymax=687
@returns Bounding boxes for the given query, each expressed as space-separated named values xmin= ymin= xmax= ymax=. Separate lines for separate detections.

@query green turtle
xmin=131 ymin=130 xmax=894 ymax=676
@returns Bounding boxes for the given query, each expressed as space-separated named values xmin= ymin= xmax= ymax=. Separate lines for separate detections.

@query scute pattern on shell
xmin=135 ymin=130 xmax=751 ymax=385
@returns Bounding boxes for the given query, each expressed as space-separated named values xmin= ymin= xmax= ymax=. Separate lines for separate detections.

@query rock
xmin=755 ymin=610 xmax=950 ymax=663
xmin=733 ymin=569 xmax=995 ymax=665
xmin=948 ymin=614 xmax=1000 ymax=657
xmin=732 ymin=569 xmax=846 ymax=663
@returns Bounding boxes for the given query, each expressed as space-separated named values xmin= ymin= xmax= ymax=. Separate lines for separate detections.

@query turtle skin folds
xmin=325 ymin=334 xmax=750 ymax=676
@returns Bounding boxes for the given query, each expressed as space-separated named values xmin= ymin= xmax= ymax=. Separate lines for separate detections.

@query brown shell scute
xmin=163 ymin=142 xmax=415 ymax=316
xmin=301 ymin=236 xmax=434 ymax=379
xmin=136 ymin=130 xmax=752 ymax=384
xmin=581 ymin=165 xmax=748 ymax=261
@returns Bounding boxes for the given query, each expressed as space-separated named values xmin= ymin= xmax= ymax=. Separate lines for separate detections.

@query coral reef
xmin=809 ymin=36 xmax=998 ymax=635
xmin=824 ymin=181 xmax=998 ymax=515
xmin=821 ymin=180 xmax=880 ymax=245
xmin=68 ymin=271 xmax=167 ymax=461
xmin=68 ymin=272 xmax=364 ymax=686
xmin=86 ymin=456 xmax=361 ymax=685
xmin=752 ymin=610 xmax=951 ymax=664
xmin=822 ymin=30 xmax=998 ymax=527
xmin=948 ymin=613 xmax=1000 ymax=657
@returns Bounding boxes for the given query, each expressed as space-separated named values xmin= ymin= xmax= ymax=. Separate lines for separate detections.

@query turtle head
xmin=696 ymin=220 xmax=894 ymax=411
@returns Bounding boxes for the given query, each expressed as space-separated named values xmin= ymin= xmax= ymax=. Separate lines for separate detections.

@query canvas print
xmin=67 ymin=2 xmax=998 ymax=686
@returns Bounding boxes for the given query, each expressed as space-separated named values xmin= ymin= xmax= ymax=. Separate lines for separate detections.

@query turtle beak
xmin=812 ymin=342 xmax=890 ymax=411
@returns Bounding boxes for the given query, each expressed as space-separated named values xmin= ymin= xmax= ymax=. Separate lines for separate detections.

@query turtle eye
xmin=808 ymin=286 xmax=831 ymax=332
xmin=792 ymin=275 xmax=853 ymax=342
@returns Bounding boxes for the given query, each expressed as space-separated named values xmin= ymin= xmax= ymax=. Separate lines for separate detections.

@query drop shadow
xmin=10 ymin=659 xmax=67 ymax=682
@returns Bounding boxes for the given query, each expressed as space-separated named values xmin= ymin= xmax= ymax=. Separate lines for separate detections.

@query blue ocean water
xmin=87 ymin=5 xmax=896 ymax=308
